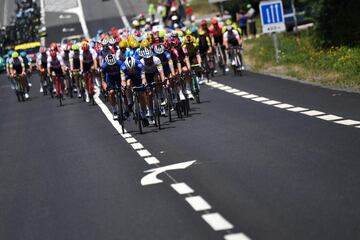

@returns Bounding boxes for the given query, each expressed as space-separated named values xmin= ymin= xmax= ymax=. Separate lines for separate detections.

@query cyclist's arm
xmin=182 ymin=46 xmax=191 ymax=70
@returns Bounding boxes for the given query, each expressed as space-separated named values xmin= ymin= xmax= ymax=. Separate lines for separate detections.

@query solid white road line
xmin=113 ymin=0 xmax=130 ymax=28
xmin=185 ymin=196 xmax=211 ymax=211
xmin=171 ymin=182 xmax=194 ymax=194
xmin=202 ymin=213 xmax=234 ymax=231
xmin=224 ymin=233 xmax=252 ymax=240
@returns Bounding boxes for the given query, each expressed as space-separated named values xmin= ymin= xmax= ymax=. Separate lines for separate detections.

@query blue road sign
xmin=259 ymin=0 xmax=286 ymax=33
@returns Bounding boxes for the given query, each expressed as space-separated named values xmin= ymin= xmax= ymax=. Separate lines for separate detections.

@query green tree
xmin=311 ymin=0 xmax=360 ymax=47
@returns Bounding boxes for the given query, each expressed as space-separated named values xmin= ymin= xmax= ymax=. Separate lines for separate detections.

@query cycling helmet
xmin=171 ymin=15 xmax=178 ymax=21
xmin=140 ymin=39 xmax=150 ymax=48
xmin=118 ymin=40 xmax=128 ymax=49
xmin=109 ymin=37 xmax=116 ymax=45
xmin=159 ymin=29 xmax=166 ymax=38
xmin=82 ymin=42 xmax=90 ymax=51
xmin=39 ymin=47 xmax=46 ymax=53
xmin=225 ymin=19 xmax=233 ymax=26
xmin=50 ymin=50 xmax=57 ymax=58
xmin=198 ymin=29 xmax=206 ymax=36
xmin=8 ymin=50 xmax=14 ymax=58
xmin=142 ymin=48 xmax=153 ymax=59
xmin=12 ymin=51 xmax=19 ymax=58
xmin=20 ymin=51 xmax=27 ymax=57
xmin=50 ymin=42 xmax=57 ymax=50
xmin=101 ymin=38 xmax=109 ymax=46
xmin=201 ymin=20 xmax=207 ymax=26
xmin=105 ymin=54 xmax=116 ymax=65
xmin=132 ymin=20 xmax=140 ymax=28
xmin=177 ymin=30 xmax=184 ymax=38
xmin=183 ymin=35 xmax=194 ymax=44
xmin=64 ymin=42 xmax=72 ymax=51
xmin=129 ymin=40 xmax=139 ymax=49
xmin=153 ymin=44 xmax=165 ymax=55
xmin=170 ymin=6 xmax=176 ymax=12
xmin=72 ymin=44 xmax=79 ymax=51
xmin=125 ymin=57 xmax=135 ymax=69
xmin=191 ymin=26 xmax=198 ymax=34
xmin=211 ymin=17 xmax=218 ymax=25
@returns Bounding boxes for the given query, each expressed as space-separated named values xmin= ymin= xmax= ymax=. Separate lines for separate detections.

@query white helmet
xmin=171 ymin=15 xmax=178 ymax=21
xmin=154 ymin=44 xmax=165 ymax=55
xmin=101 ymin=38 xmax=109 ymax=46
xmin=141 ymin=47 xmax=153 ymax=59
xmin=105 ymin=54 xmax=116 ymax=65
xmin=125 ymin=57 xmax=135 ymax=69
xmin=109 ymin=37 xmax=116 ymax=45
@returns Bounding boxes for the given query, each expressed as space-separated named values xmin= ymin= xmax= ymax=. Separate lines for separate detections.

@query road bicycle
xmin=13 ymin=74 xmax=26 ymax=102
xmin=227 ymin=46 xmax=244 ymax=76
xmin=215 ymin=43 xmax=226 ymax=75
xmin=84 ymin=70 xmax=95 ymax=105
xmin=51 ymin=72 xmax=64 ymax=106
xmin=114 ymin=86 xmax=125 ymax=134
xmin=190 ymin=64 xmax=201 ymax=104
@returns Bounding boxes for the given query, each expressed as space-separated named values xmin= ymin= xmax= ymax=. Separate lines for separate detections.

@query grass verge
xmin=244 ymin=30 xmax=360 ymax=91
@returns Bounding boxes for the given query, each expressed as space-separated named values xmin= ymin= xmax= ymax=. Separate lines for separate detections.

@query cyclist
xmin=101 ymin=54 xmax=123 ymax=119
xmin=61 ymin=42 xmax=73 ymax=94
xmin=36 ymin=47 xmax=49 ymax=93
xmin=182 ymin=34 xmax=201 ymax=99
xmin=6 ymin=50 xmax=16 ymax=89
xmin=116 ymin=39 xmax=128 ymax=62
xmin=223 ymin=25 xmax=244 ymax=70
xmin=197 ymin=29 xmax=213 ymax=83
xmin=139 ymin=47 xmax=166 ymax=120
xmin=69 ymin=43 xmax=82 ymax=98
xmin=9 ymin=51 xmax=29 ymax=99
xmin=47 ymin=50 xmax=66 ymax=98
xmin=20 ymin=51 xmax=32 ymax=89
xmin=80 ymin=42 xmax=98 ymax=102
xmin=120 ymin=57 xmax=149 ymax=127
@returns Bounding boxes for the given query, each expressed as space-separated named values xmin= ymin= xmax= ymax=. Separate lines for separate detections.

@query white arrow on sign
xmin=141 ymin=160 xmax=196 ymax=186
xmin=270 ymin=4 xmax=275 ymax=23
xmin=275 ymin=4 xmax=280 ymax=22
xmin=266 ymin=8 xmax=271 ymax=24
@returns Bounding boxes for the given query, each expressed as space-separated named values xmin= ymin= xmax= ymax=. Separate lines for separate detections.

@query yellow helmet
xmin=140 ymin=39 xmax=150 ymax=48
xmin=225 ymin=19 xmax=233 ymax=26
xmin=183 ymin=35 xmax=194 ymax=44
xmin=177 ymin=30 xmax=184 ymax=38
xmin=129 ymin=39 xmax=139 ymax=49
xmin=118 ymin=40 xmax=128 ymax=49
xmin=185 ymin=29 xmax=192 ymax=36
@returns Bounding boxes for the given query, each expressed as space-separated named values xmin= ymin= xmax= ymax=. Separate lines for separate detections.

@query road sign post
xmin=259 ymin=0 xmax=286 ymax=63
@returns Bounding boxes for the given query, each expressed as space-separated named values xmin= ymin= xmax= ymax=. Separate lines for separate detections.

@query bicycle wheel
xmin=117 ymin=91 xmax=125 ymax=134
xmin=133 ymin=93 xmax=143 ymax=134
xmin=154 ymin=92 xmax=161 ymax=130
xmin=166 ymin=88 xmax=172 ymax=122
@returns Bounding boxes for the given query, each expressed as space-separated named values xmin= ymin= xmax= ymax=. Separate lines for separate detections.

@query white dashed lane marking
xmin=171 ymin=182 xmax=194 ymax=194
xmin=224 ymin=233 xmax=252 ymax=240
xmin=205 ymin=80 xmax=360 ymax=129
xmin=144 ymin=157 xmax=160 ymax=165
xmin=202 ymin=213 xmax=234 ymax=231
xmin=185 ymin=196 xmax=212 ymax=211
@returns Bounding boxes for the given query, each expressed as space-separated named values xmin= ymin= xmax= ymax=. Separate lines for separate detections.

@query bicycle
xmin=132 ymin=85 xmax=146 ymax=134
xmin=228 ymin=46 xmax=244 ymax=76
xmin=190 ymin=64 xmax=201 ymax=104
xmin=215 ymin=43 xmax=226 ymax=75
xmin=13 ymin=74 xmax=26 ymax=102
xmin=114 ymin=86 xmax=125 ymax=134
xmin=147 ymin=81 xmax=164 ymax=130
xmin=51 ymin=72 xmax=64 ymax=106
xmin=83 ymin=70 xmax=95 ymax=105
xmin=39 ymin=68 xmax=48 ymax=96
xmin=65 ymin=68 xmax=74 ymax=98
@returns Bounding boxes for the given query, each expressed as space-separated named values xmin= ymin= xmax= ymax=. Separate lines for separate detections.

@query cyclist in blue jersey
xmin=101 ymin=54 xmax=123 ymax=119
xmin=121 ymin=57 xmax=149 ymax=126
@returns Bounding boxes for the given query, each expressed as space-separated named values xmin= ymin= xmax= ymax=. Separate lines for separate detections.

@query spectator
xmin=237 ymin=9 xmax=248 ymax=37
xmin=148 ymin=3 xmax=156 ymax=23
xmin=185 ymin=2 xmax=193 ymax=23
xmin=157 ymin=2 xmax=167 ymax=25
xmin=246 ymin=4 xmax=256 ymax=38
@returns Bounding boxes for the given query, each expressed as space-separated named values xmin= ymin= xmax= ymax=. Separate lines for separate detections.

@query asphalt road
xmin=1 ymin=0 xmax=360 ymax=240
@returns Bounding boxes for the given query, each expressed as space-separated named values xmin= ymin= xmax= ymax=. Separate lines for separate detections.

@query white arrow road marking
xmin=141 ymin=160 xmax=196 ymax=186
